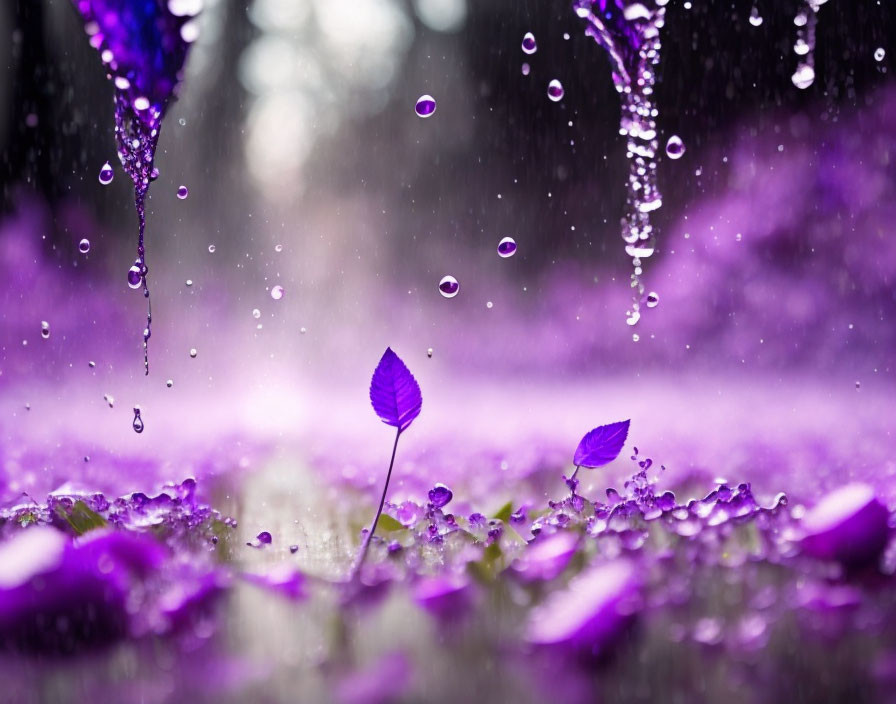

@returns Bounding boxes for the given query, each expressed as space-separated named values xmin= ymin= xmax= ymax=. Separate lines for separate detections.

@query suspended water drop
xmin=252 ymin=308 xmax=261 ymax=319
xmin=189 ymin=348 xmax=197 ymax=358
xmin=497 ymin=236 xmax=517 ymax=258
xmin=748 ymin=6 xmax=763 ymax=26
xmin=300 ymin=326 xmax=307 ymax=334
xmin=40 ymin=321 xmax=50 ymax=339
xmin=521 ymin=63 xmax=531 ymax=76
xmin=98 ymin=162 xmax=114 ymax=185
xmin=874 ymin=47 xmax=886 ymax=62
xmin=104 ymin=393 xmax=115 ymax=408
xmin=208 ymin=244 xmax=216 ymax=253
xmin=427 ymin=347 xmax=433 ymax=358
xmin=166 ymin=379 xmax=173 ymax=388
xmin=632 ymin=333 xmax=640 ymax=342
xmin=486 ymin=301 xmax=494 ymax=309
xmin=150 ymin=167 xmax=160 ymax=181
xmin=646 ymin=291 xmax=659 ymax=308
xmin=415 ymin=95 xmax=437 ymax=118
xmin=88 ymin=361 xmax=96 ymax=368
xmin=547 ymin=79 xmax=565 ymax=102
xmin=438 ymin=275 xmax=459 ymax=298
xmin=186 ymin=279 xmax=193 ymax=287
xmin=791 ymin=62 xmax=815 ymax=89
xmin=521 ymin=32 xmax=537 ymax=54
xmin=665 ymin=135 xmax=685 ymax=159
xmin=132 ymin=406 xmax=144 ymax=434
xmin=176 ymin=185 xmax=189 ymax=199
xmin=127 ymin=264 xmax=143 ymax=289
xmin=270 ymin=285 xmax=284 ymax=300
xmin=794 ymin=38 xmax=809 ymax=56
xmin=626 ymin=311 xmax=641 ymax=326
xmin=275 ymin=244 xmax=283 ymax=253
xmin=79 ymin=238 xmax=91 ymax=254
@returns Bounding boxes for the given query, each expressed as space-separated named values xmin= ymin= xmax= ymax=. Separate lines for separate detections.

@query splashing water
xmin=574 ymin=0 xmax=667 ymax=326
xmin=791 ymin=0 xmax=831 ymax=90
xmin=73 ymin=0 xmax=199 ymax=375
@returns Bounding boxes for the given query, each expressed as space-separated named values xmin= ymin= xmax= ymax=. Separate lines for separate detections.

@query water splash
xmin=73 ymin=0 xmax=199 ymax=374
xmin=574 ymin=0 xmax=667 ymax=326
xmin=791 ymin=0 xmax=831 ymax=90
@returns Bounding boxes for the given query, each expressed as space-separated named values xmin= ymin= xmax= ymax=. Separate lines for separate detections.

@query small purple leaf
xmin=369 ymin=348 xmax=422 ymax=432
xmin=573 ymin=420 xmax=630 ymax=468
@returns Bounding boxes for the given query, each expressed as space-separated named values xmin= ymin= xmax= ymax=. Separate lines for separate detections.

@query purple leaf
xmin=369 ymin=348 xmax=422 ymax=432
xmin=573 ymin=419 xmax=630 ymax=468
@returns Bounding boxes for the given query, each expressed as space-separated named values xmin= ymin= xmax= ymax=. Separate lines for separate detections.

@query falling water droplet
xmin=88 ymin=361 xmax=96 ymax=368
xmin=855 ymin=381 xmax=861 ymax=390
xmin=185 ymin=279 xmax=193 ymax=287
xmin=127 ymin=264 xmax=143 ymax=289
xmin=874 ymin=47 xmax=886 ymax=62
xmin=547 ymin=79 xmax=565 ymax=102
xmin=632 ymin=333 xmax=640 ymax=342
xmin=252 ymin=308 xmax=261 ymax=319
xmin=166 ymin=379 xmax=173 ymax=388
xmin=626 ymin=311 xmax=641 ymax=327
xmin=275 ymin=244 xmax=283 ymax=253
xmin=415 ymin=95 xmax=437 ymax=118
xmin=497 ymin=237 xmax=517 ymax=258
xmin=40 ymin=321 xmax=50 ymax=339
xmin=270 ymin=285 xmax=284 ymax=300
xmin=486 ymin=301 xmax=494 ymax=309
xmin=427 ymin=347 xmax=433 ymax=358
xmin=665 ymin=135 xmax=686 ymax=159
xmin=176 ymin=185 xmax=189 ymax=199
xmin=98 ymin=162 xmax=114 ymax=185
xmin=646 ymin=291 xmax=659 ymax=308
xmin=748 ymin=6 xmax=763 ymax=26
xmin=189 ymin=348 xmax=198 ymax=358
xmin=791 ymin=63 xmax=815 ymax=89
xmin=132 ymin=406 xmax=144 ymax=434
xmin=521 ymin=32 xmax=537 ymax=54
xmin=521 ymin=63 xmax=531 ymax=76
xmin=104 ymin=394 xmax=115 ymax=408
xmin=438 ymin=275 xmax=459 ymax=298
xmin=78 ymin=238 xmax=91 ymax=254
xmin=208 ymin=244 xmax=216 ymax=253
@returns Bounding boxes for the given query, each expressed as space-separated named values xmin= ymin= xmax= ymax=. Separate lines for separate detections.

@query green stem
xmin=352 ymin=427 xmax=401 ymax=579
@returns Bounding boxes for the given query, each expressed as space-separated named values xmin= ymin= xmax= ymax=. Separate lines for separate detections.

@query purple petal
xmin=513 ymin=531 xmax=579 ymax=582
xmin=526 ymin=559 xmax=640 ymax=652
xmin=800 ymin=483 xmax=890 ymax=568
xmin=573 ymin=419 xmax=630 ymax=468
xmin=369 ymin=348 xmax=423 ymax=432
xmin=242 ymin=565 xmax=307 ymax=602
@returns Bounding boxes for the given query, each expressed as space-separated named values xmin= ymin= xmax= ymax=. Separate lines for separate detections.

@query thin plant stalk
xmin=352 ymin=427 xmax=402 ymax=579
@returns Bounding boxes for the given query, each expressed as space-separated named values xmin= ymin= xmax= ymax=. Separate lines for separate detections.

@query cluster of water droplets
xmin=791 ymin=0 xmax=831 ymax=90
xmin=574 ymin=0 xmax=668 ymax=328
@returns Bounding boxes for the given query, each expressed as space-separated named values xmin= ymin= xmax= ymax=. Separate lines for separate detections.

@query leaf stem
xmin=352 ymin=427 xmax=402 ymax=580
xmin=570 ymin=465 xmax=581 ymax=481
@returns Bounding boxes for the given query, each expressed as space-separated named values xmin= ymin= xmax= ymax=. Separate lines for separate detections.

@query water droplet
xmin=626 ymin=311 xmax=641 ymax=326
xmin=748 ymin=6 xmax=763 ymax=26
xmin=98 ymin=162 xmax=114 ymax=185
xmin=438 ymin=275 xmax=459 ymax=298
xmin=855 ymin=381 xmax=861 ymax=390
xmin=521 ymin=63 xmax=531 ymax=76
xmin=104 ymin=393 xmax=115 ymax=408
xmin=791 ymin=63 xmax=815 ymax=89
xmin=166 ymin=379 xmax=173 ymax=388
xmin=40 ymin=321 xmax=50 ymax=339
xmin=521 ymin=32 xmax=537 ymax=54
xmin=646 ymin=291 xmax=659 ymax=308
xmin=133 ymin=96 xmax=150 ymax=111
xmin=189 ymin=348 xmax=197 ymax=358
xmin=486 ymin=301 xmax=494 ymax=309
xmin=632 ymin=333 xmax=640 ymax=342
xmin=208 ymin=244 xmax=216 ymax=253
xmin=428 ymin=483 xmax=453 ymax=509
xmin=150 ymin=167 xmax=160 ymax=181
xmin=127 ymin=264 xmax=142 ymax=289
xmin=665 ymin=135 xmax=685 ymax=159
xmin=547 ymin=79 xmax=565 ymax=102
xmin=270 ymin=285 xmax=284 ymax=300
xmin=497 ymin=236 xmax=517 ymax=258
xmin=252 ymin=308 xmax=261 ymax=319
xmin=275 ymin=244 xmax=283 ymax=253
xmin=874 ymin=47 xmax=886 ymax=62
xmin=88 ymin=361 xmax=96 ymax=368
xmin=176 ymin=185 xmax=189 ymax=199
xmin=178 ymin=117 xmax=186 ymax=126
xmin=185 ymin=279 xmax=193 ymax=287
xmin=427 ymin=347 xmax=433 ymax=358
xmin=78 ymin=238 xmax=91 ymax=254
xmin=300 ymin=326 xmax=307 ymax=334
xmin=415 ymin=95 xmax=437 ymax=118
xmin=132 ymin=406 xmax=144 ymax=433
xmin=289 ymin=544 xmax=299 ymax=554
